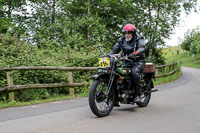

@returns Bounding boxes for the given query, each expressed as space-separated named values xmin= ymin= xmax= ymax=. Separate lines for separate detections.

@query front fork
xmin=106 ymin=61 xmax=116 ymax=96
xmin=106 ymin=74 xmax=115 ymax=96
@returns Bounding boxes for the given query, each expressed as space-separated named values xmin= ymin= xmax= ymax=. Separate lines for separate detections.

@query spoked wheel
xmin=89 ymin=79 xmax=114 ymax=117
xmin=136 ymin=79 xmax=152 ymax=107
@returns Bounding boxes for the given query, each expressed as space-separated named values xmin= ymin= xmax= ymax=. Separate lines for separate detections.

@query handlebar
xmin=106 ymin=54 xmax=139 ymax=62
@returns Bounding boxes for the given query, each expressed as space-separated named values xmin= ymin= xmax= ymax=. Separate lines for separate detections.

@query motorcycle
xmin=89 ymin=44 xmax=157 ymax=117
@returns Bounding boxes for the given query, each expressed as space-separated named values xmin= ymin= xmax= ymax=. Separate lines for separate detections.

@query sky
xmin=165 ymin=1 xmax=200 ymax=46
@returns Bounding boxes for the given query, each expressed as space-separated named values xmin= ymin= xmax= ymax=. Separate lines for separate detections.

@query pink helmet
xmin=122 ymin=24 xmax=136 ymax=33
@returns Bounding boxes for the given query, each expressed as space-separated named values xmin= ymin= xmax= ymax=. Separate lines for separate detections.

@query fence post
xmin=6 ymin=71 xmax=14 ymax=101
xmin=154 ymin=69 xmax=158 ymax=80
xmin=175 ymin=63 xmax=177 ymax=70
xmin=68 ymin=72 xmax=74 ymax=95
xmin=162 ymin=66 xmax=165 ymax=73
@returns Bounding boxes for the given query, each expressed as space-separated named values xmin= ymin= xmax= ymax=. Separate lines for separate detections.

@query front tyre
xmin=89 ymin=79 xmax=114 ymax=117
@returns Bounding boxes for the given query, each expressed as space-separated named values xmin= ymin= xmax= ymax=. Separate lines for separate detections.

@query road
xmin=0 ymin=67 xmax=200 ymax=133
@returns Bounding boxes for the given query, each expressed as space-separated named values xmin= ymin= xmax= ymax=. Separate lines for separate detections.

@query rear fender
xmin=150 ymin=80 xmax=154 ymax=88
xmin=144 ymin=73 xmax=155 ymax=88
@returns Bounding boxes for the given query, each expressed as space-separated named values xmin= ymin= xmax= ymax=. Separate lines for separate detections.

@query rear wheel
xmin=136 ymin=79 xmax=152 ymax=107
xmin=89 ymin=79 xmax=114 ymax=117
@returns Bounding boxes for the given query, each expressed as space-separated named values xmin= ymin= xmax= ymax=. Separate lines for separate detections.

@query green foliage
xmin=190 ymin=30 xmax=200 ymax=55
xmin=0 ymin=34 xmax=100 ymax=102
xmin=1 ymin=0 xmax=198 ymax=63
xmin=181 ymin=29 xmax=195 ymax=51
xmin=0 ymin=17 xmax=10 ymax=34
xmin=0 ymin=0 xmax=27 ymax=34
xmin=128 ymin=0 xmax=197 ymax=62
xmin=145 ymin=48 xmax=165 ymax=64
xmin=0 ymin=0 xmax=199 ymax=104
xmin=164 ymin=46 xmax=200 ymax=68
xmin=154 ymin=64 xmax=182 ymax=85
xmin=181 ymin=27 xmax=200 ymax=58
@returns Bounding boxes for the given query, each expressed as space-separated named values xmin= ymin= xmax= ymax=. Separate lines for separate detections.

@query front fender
xmin=91 ymin=73 xmax=110 ymax=80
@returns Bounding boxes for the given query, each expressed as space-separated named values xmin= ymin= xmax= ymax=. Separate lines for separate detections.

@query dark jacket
xmin=108 ymin=35 xmax=145 ymax=60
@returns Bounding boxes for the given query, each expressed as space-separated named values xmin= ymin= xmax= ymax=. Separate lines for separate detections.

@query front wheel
xmin=136 ymin=79 xmax=152 ymax=107
xmin=89 ymin=79 xmax=114 ymax=117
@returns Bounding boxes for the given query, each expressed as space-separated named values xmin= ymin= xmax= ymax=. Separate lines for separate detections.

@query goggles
xmin=122 ymin=31 xmax=133 ymax=35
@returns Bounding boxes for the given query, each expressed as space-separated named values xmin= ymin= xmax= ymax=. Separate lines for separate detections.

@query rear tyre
xmin=89 ymin=79 xmax=114 ymax=117
xmin=136 ymin=79 xmax=152 ymax=107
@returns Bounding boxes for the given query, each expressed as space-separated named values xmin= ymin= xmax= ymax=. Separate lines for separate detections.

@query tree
xmin=127 ymin=0 xmax=198 ymax=62
xmin=61 ymin=0 xmax=198 ymax=63
xmin=189 ymin=28 xmax=200 ymax=60
xmin=181 ymin=29 xmax=194 ymax=52
xmin=181 ymin=27 xmax=200 ymax=60
xmin=1 ymin=0 xmax=198 ymax=64
xmin=61 ymin=0 xmax=132 ymax=48
xmin=23 ymin=0 xmax=62 ymax=43
xmin=0 ymin=0 xmax=27 ymax=34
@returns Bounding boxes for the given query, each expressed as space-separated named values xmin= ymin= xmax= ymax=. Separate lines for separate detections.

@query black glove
xmin=128 ymin=53 xmax=138 ymax=59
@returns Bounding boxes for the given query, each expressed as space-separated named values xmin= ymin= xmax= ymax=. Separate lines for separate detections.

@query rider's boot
xmin=113 ymin=90 xmax=120 ymax=107
xmin=113 ymin=97 xmax=120 ymax=107
xmin=134 ymin=85 xmax=141 ymax=103
xmin=134 ymin=95 xmax=141 ymax=103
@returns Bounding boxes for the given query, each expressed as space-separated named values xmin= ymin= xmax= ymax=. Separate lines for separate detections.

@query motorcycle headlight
xmin=97 ymin=68 xmax=102 ymax=73
xmin=97 ymin=68 xmax=108 ymax=73
xmin=102 ymin=69 xmax=108 ymax=73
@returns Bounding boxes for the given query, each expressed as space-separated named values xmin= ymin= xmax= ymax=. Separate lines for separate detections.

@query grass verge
xmin=154 ymin=65 xmax=182 ymax=85
xmin=0 ymin=93 xmax=88 ymax=109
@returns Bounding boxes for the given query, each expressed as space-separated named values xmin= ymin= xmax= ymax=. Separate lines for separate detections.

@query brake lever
xmin=125 ymin=58 xmax=133 ymax=62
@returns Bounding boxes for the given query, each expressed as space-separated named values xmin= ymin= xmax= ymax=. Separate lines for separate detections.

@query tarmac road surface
xmin=0 ymin=67 xmax=200 ymax=133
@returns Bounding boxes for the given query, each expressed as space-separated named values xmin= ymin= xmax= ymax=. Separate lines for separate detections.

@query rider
xmin=107 ymin=24 xmax=146 ymax=104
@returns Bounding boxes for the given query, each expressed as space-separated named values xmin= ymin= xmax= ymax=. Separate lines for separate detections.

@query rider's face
xmin=124 ymin=32 xmax=133 ymax=41
xmin=125 ymin=33 xmax=133 ymax=39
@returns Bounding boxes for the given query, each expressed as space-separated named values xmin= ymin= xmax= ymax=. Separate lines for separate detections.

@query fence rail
xmin=0 ymin=63 xmax=177 ymax=101
xmin=155 ymin=63 xmax=177 ymax=78
xmin=0 ymin=66 xmax=97 ymax=71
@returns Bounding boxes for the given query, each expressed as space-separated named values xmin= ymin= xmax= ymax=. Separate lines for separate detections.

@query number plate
xmin=98 ymin=57 xmax=110 ymax=68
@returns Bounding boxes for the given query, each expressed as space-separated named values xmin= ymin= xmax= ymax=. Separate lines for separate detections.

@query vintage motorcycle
xmin=89 ymin=45 xmax=157 ymax=117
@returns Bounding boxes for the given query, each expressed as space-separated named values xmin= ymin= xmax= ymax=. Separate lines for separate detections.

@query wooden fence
xmin=0 ymin=63 xmax=177 ymax=101
xmin=155 ymin=63 xmax=177 ymax=78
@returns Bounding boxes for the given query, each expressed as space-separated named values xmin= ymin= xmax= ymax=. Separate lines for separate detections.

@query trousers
xmin=131 ymin=60 xmax=145 ymax=94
